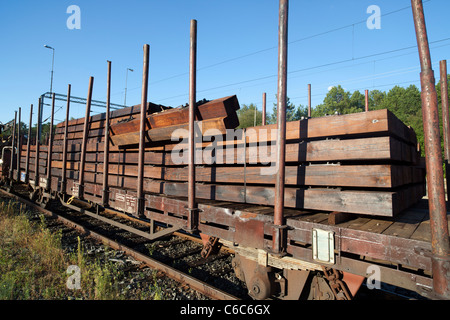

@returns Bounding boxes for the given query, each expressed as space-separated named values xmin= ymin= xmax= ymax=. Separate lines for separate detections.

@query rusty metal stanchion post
xmin=137 ymin=46 xmax=149 ymax=217
xmin=25 ymin=104 xmax=33 ymax=184
xmin=34 ymin=98 xmax=41 ymax=188
xmin=78 ymin=77 xmax=94 ymax=199
xmin=262 ymin=92 xmax=267 ymax=126
xmin=61 ymin=85 xmax=71 ymax=195
xmin=273 ymin=0 xmax=289 ymax=254
xmin=16 ymin=107 xmax=21 ymax=181
xmin=365 ymin=89 xmax=369 ymax=112
xmin=187 ymin=19 xmax=199 ymax=232
xmin=9 ymin=111 xmax=17 ymax=184
xmin=440 ymin=60 xmax=450 ymax=203
xmin=45 ymin=93 xmax=55 ymax=190
xmin=411 ymin=0 xmax=450 ymax=299
xmin=103 ymin=61 xmax=112 ymax=207
xmin=308 ymin=84 xmax=312 ymax=118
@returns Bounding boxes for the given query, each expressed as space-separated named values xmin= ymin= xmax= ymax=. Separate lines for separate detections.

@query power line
xmin=154 ymin=37 xmax=450 ymax=104
xmin=120 ymin=1 xmax=434 ymax=97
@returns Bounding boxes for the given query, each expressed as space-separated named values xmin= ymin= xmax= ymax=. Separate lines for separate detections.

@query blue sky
xmin=1 ymin=0 xmax=449 ymax=125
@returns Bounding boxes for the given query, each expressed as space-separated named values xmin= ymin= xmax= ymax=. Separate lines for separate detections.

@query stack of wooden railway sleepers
xmin=17 ymin=95 xmax=425 ymax=218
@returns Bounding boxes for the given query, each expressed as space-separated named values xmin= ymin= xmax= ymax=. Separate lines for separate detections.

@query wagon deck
xmin=136 ymin=192 xmax=443 ymax=294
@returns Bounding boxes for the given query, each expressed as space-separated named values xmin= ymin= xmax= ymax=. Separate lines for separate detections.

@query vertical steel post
xmin=38 ymin=95 xmax=43 ymax=142
xmin=46 ymin=93 xmax=55 ymax=190
xmin=440 ymin=60 xmax=450 ymax=202
xmin=61 ymin=85 xmax=71 ymax=195
xmin=273 ymin=0 xmax=289 ymax=254
xmin=79 ymin=77 xmax=94 ymax=198
xmin=137 ymin=47 xmax=149 ymax=217
xmin=411 ymin=0 xmax=450 ymax=298
xmin=103 ymin=61 xmax=112 ymax=207
xmin=25 ymin=104 xmax=33 ymax=183
xmin=9 ymin=111 xmax=17 ymax=182
xmin=187 ymin=19 xmax=198 ymax=232
xmin=365 ymin=89 xmax=369 ymax=112
xmin=35 ymin=98 xmax=42 ymax=187
xmin=16 ymin=107 xmax=21 ymax=181
xmin=262 ymin=92 xmax=267 ymax=125
xmin=308 ymin=84 xmax=311 ymax=118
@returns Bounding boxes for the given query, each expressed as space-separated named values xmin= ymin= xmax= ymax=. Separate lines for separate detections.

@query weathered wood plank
xmin=245 ymin=109 xmax=417 ymax=145
xmin=24 ymin=135 xmax=420 ymax=166
xmin=109 ymin=95 xmax=240 ymax=144
xmin=58 ymin=173 xmax=424 ymax=217
xmin=111 ymin=116 xmax=238 ymax=146
xmin=41 ymin=162 xmax=422 ymax=189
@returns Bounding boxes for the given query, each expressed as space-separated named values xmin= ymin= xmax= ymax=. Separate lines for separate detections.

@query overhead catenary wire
xmin=154 ymin=37 xmax=450 ymax=104
xmin=112 ymin=1 xmax=434 ymax=100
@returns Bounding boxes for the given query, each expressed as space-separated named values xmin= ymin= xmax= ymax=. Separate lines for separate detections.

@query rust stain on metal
xmin=235 ymin=210 xmax=258 ymax=221
xmin=411 ymin=0 xmax=450 ymax=298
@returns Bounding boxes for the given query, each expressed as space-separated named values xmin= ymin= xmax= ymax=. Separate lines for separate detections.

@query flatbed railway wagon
xmin=1 ymin=0 xmax=449 ymax=300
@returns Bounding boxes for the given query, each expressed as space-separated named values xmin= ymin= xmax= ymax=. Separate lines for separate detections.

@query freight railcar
xmin=1 ymin=92 xmax=446 ymax=300
xmin=1 ymin=0 xmax=449 ymax=300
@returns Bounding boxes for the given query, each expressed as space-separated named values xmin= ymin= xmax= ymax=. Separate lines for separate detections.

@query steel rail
xmin=0 ymin=188 xmax=238 ymax=301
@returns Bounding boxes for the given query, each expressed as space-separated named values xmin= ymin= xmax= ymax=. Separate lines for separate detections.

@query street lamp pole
xmin=44 ymin=45 xmax=55 ymax=93
xmin=124 ymin=68 xmax=134 ymax=107
xmin=43 ymin=45 xmax=55 ymax=141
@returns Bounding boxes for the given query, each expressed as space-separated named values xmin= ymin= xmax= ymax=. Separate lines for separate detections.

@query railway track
xmin=0 ymin=187 xmax=246 ymax=300
xmin=0 ymin=186 xmax=425 ymax=301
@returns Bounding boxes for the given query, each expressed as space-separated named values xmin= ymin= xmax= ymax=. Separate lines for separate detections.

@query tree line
xmin=237 ymin=76 xmax=450 ymax=157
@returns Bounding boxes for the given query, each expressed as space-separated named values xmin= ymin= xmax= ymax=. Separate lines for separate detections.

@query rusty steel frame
xmin=365 ymin=89 xmax=369 ymax=112
xmin=24 ymin=104 xmax=32 ymax=183
xmin=411 ymin=0 xmax=450 ymax=298
xmin=440 ymin=60 xmax=450 ymax=202
xmin=34 ymin=98 xmax=41 ymax=187
xmin=187 ymin=19 xmax=199 ymax=232
xmin=137 ymin=46 xmax=149 ymax=217
xmin=262 ymin=92 xmax=267 ymax=125
xmin=102 ymin=61 xmax=112 ymax=207
xmin=78 ymin=76 xmax=94 ymax=198
xmin=308 ymin=84 xmax=311 ymax=118
xmin=8 ymin=111 xmax=16 ymax=182
xmin=45 ymin=93 xmax=55 ymax=190
xmin=16 ymin=107 xmax=21 ymax=181
xmin=61 ymin=84 xmax=71 ymax=195
xmin=273 ymin=0 xmax=289 ymax=254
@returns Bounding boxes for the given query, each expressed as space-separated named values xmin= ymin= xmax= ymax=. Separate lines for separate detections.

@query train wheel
xmin=39 ymin=196 xmax=50 ymax=209
xmin=29 ymin=189 xmax=39 ymax=201
xmin=37 ymin=191 xmax=50 ymax=209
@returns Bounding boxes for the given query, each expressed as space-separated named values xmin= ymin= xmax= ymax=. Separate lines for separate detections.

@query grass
xmin=0 ymin=197 xmax=162 ymax=300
